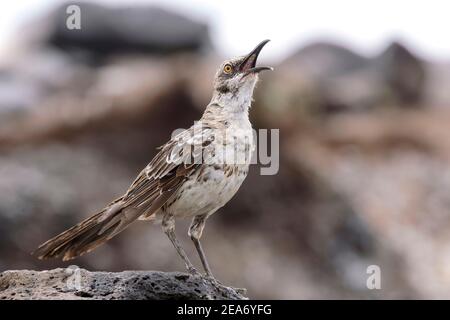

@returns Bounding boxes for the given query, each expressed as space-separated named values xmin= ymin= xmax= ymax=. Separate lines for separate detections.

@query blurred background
xmin=1 ymin=0 xmax=450 ymax=299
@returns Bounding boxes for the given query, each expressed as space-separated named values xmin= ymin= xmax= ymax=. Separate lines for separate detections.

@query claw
xmin=201 ymin=276 xmax=248 ymax=298
xmin=187 ymin=266 xmax=202 ymax=277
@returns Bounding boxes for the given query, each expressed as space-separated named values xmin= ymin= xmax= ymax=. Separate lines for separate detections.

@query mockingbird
xmin=34 ymin=40 xmax=273 ymax=280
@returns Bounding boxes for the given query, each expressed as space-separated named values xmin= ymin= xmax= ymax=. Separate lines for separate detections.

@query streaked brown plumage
xmin=34 ymin=40 xmax=272 ymax=279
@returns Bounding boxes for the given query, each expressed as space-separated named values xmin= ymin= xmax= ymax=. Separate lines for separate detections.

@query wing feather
xmin=34 ymin=122 xmax=218 ymax=260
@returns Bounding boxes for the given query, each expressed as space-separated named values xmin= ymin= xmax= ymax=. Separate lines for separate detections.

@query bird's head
xmin=211 ymin=40 xmax=273 ymax=112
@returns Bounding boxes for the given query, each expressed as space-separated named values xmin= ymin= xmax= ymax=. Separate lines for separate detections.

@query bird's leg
xmin=162 ymin=213 xmax=199 ymax=276
xmin=188 ymin=215 xmax=214 ymax=279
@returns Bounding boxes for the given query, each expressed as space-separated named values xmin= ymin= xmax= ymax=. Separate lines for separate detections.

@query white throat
xmin=211 ymin=76 xmax=258 ymax=117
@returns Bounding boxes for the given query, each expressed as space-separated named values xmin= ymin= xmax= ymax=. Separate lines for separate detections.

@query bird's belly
xmin=164 ymin=164 xmax=249 ymax=219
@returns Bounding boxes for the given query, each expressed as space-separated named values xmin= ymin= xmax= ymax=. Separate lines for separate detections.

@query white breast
xmin=164 ymin=125 xmax=254 ymax=219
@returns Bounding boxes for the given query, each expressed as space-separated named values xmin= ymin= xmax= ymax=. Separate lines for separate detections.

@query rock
xmin=373 ymin=41 xmax=426 ymax=105
xmin=43 ymin=2 xmax=211 ymax=58
xmin=269 ymin=41 xmax=426 ymax=117
xmin=280 ymin=42 xmax=368 ymax=80
xmin=0 ymin=268 xmax=246 ymax=300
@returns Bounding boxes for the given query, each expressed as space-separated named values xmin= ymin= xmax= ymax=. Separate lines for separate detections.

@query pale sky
xmin=1 ymin=0 xmax=450 ymax=62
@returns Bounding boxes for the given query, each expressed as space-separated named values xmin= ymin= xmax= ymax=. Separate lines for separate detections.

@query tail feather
xmin=33 ymin=198 xmax=143 ymax=261
xmin=33 ymin=169 xmax=186 ymax=261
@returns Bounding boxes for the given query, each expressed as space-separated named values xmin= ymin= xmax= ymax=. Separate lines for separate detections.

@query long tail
xmin=33 ymin=198 xmax=143 ymax=261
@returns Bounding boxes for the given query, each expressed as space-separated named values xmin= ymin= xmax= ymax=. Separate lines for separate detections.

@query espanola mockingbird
xmin=34 ymin=40 xmax=273 ymax=280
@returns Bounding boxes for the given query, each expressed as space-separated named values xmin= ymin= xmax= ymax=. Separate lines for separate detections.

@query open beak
xmin=240 ymin=39 xmax=273 ymax=76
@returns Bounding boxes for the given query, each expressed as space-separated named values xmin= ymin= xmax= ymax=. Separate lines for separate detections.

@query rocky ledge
xmin=0 ymin=268 xmax=246 ymax=300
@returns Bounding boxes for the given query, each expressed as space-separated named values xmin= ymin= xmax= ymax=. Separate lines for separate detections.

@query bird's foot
xmin=186 ymin=266 xmax=203 ymax=278
xmin=201 ymin=275 xmax=247 ymax=297
xmin=203 ymin=274 xmax=221 ymax=285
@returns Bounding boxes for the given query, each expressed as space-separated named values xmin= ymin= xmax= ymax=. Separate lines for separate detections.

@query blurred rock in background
xmin=264 ymin=41 xmax=426 ymax=121
xmin=1 ymin=1 xmax=450 ymax=299
xmin=46 ymin=3 xmax=211 ymax=57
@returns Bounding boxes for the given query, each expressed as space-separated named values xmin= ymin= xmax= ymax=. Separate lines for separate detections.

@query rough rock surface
xmin=0 ymin=268 xmax=246 ymax=300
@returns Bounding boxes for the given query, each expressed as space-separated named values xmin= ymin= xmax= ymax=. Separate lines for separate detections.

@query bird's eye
xmin=223 ymin=64 xmax=233 ymax=74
